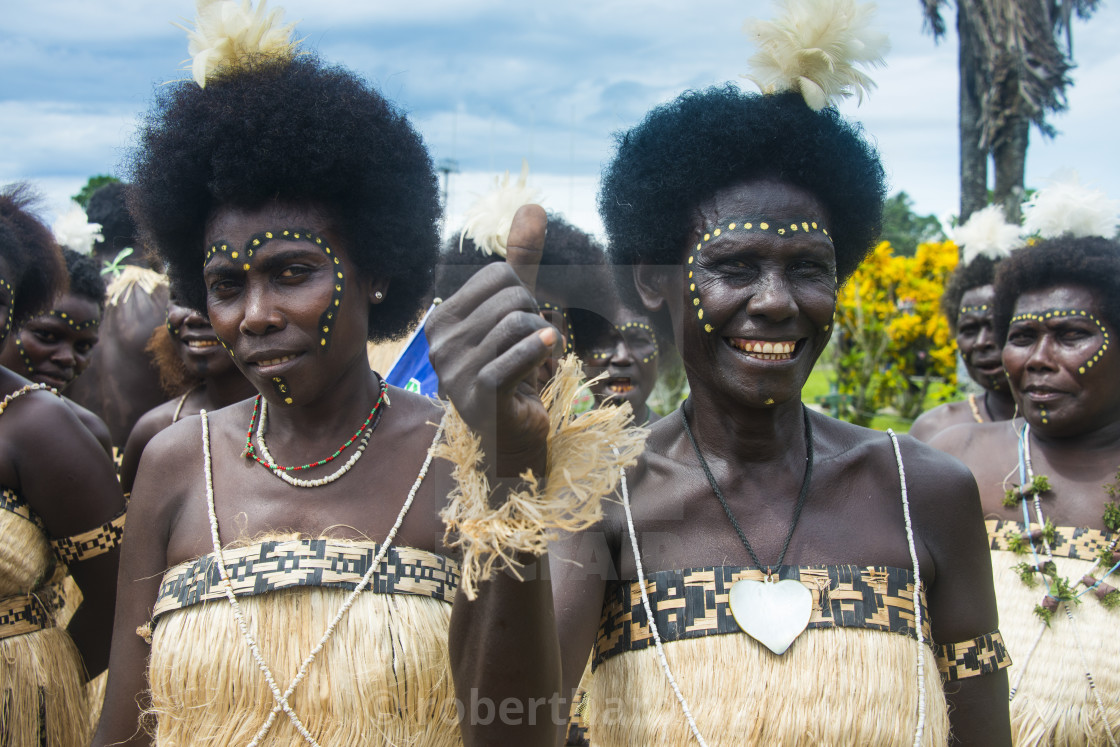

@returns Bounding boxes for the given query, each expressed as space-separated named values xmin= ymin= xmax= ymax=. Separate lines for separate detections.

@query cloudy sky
xmin=2 ymin=0 xmax=1118 ymax=239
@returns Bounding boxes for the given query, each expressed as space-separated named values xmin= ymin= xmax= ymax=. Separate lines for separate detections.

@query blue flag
xmin=384 ymin=305 xmax=440 ymax=398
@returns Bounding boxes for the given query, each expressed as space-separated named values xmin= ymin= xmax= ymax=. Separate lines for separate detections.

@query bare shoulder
xmin=129 ymin=410 xmax=208 ymax=524
xmin=65 ymin=396 xmax=114 ymax=455
xmin=909 ymin=399 xmax=974 ymax=443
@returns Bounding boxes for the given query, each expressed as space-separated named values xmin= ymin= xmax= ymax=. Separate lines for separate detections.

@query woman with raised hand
xmin=429 ymin=2 xmax=1010 ymax=744
xmin=0 ymin=184 xmax=125 ymax=745
xmin=94 ymin=3 xmax=462 ymax=744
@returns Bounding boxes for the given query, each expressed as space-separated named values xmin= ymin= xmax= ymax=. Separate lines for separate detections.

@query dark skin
xmin=0 ymin=267 xmax=125 ymax=683
xmin=119 ymin=300 xmax=256 ymax=496
xmin=931 ymin=284 xmax=1120 ymax=528
xmin=0 ymin=292 xmax=114 ymax=455
xmin=430 ymin=185 xmax=1010 ymax=746
xmin=67 ymin=275 xmax=171 ymax=450
xmin=576 ymin=301 xmax=660 ymax=425
xmin=93 ymin=202 xmax=456 ymax=746
xmin=911 ymin=284 xmax=1017 ymax=442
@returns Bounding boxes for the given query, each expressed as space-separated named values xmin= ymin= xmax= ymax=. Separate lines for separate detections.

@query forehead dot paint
xmin=207 ymin=227 xmax=345 ymax=355
xmin=46 ymin=309 xmax=99 ymax=333
xmin=1010 ymin=308 xmax=1110 ymax=375
xmin=689 ymin=218 xmax=833 ymax=333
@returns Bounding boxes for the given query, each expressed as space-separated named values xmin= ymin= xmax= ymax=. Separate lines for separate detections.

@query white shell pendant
xmin=728 ymin=576 xmax=813 ymax=655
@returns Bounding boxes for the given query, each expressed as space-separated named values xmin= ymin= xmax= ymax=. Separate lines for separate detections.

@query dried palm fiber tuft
xmin=587 ymin=627 xmax=948 ymax=746
xmin=436 ymin=354 xmax=649 ymax=599
xmin=0 ymin=507 xmax=90 ymax=745
xmin=146 ymin=536 xmax=460 ymax=746
xmin=106 ymin=265 xmax=168 ymax=307
xmin=991 ymin=548 xmax=1120 ymax=746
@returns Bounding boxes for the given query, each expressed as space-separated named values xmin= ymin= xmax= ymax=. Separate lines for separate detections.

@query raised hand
xmin=427 ymin=204 xmax=561 ymax=477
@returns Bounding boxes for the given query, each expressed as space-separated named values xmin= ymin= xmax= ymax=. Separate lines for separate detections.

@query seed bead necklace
xmin=245 ymin=379 xmax=389 ymax=488
xmin=203 ymin=408 xmax=446 ymax=746
xmin=1007 ymin=422 xmax=1120 ymax=745
xmin=0 ymin=383 xmax=59 ymax=414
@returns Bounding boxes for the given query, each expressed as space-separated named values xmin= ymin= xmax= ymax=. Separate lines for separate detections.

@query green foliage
xmin=879 ymin=192 xmax=946 ymax=258
xmin=1034 ymin=603 xmax=1054 ymax=626
xmin=1031 ymin=474 xmax=1052 ymax=495
xmin=71 ymin=175 xmax=119 ymax=209
xmin=1014 ymin=561 xmax=1038 ymax=586
xmin=1101 ymin=590 xmax=1120 ymax=610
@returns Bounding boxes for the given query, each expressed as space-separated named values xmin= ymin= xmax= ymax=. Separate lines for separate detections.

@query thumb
xmin=505 ymin=204 xmax=547 ymax=295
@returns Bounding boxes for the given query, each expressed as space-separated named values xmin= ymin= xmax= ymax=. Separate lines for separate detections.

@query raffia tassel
xmin=436 ymin=354 xmax=649 ymax=600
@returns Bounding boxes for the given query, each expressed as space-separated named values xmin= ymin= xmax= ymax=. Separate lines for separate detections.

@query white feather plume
xmin=952 ymin=205 xmax=1024 ymax=265
xmin=1021 ymin=174 xmax=1120 ymax=240
xmin=176 ymin=0 xmax=300 ymax=88
xmin=52 ymin=202 xmax=103 ymax=256
xmin=743 ymin=0 xmax=890 ymax=111
xmin=459 ymin=160 xmax=542 ymax=258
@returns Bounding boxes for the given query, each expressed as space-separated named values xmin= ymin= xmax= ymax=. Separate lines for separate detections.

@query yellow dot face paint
xmin=206 ymin=226 xmax=346 ymax=358
xmin=1008 ymin=308 xmax=1111 ymax=378
xmin=689 ymin=217 xmax=834 ymax=334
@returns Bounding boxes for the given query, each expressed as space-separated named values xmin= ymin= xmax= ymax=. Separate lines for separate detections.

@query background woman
xmin=930 ymin=235 xmax=1120 ymax=745
xmin=118 ymin=295 xmax=255 ymax=497
xmin=94 ymin=4 xmax=460 ymax=744
xmin=0 ymin=246 xmax=113 ymax=454
xmin=910 ymin=205 xmax=1022 ymax=441
xmin=0 ymin=184 xmax=125 ymax=745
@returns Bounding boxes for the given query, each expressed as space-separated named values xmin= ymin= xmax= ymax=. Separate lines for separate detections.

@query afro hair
xmin=941 ymin=254 xmax=999 ymax=334
xmin=0 ymin=183 xmax=68 ymax=330
xmin=434 ymin=212 xmax=609 ymax=310
xmin=129 ymin=55 xmax=441 ymax=341
xmin=599 ymin=86 xmax=886 ymax=311
xmin=62 ymin=247 xmax=106 ymax=310
xmin=992 ymin=236 xmax=1120 ymax=343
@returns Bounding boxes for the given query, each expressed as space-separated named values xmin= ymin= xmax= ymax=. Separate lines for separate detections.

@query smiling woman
xmin=91 ymin=2 xmax=461 ymax=745
xmin=930 ymin=235 xmax=1120 ymax=745
xmin=428 ymin=4 xmax=1013 ymax=740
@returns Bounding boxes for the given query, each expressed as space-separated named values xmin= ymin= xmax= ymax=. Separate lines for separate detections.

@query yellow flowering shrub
xmin=831 ymin=240 xmax=959 ymax=425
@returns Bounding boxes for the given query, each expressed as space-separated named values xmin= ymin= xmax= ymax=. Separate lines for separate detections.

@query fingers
xmin=506 ymin=204 xmax=547 ymax=295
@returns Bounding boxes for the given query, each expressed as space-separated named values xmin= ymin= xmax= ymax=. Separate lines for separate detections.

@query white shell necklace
xmin=201 ymin=408 xmax=446 ymax=746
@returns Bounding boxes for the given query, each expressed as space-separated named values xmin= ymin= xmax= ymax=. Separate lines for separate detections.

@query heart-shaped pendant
xmin=728 ymin=576 xmax=813 ymax=655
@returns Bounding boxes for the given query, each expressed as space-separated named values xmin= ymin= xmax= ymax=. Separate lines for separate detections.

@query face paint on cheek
xmin=271 ymin=376 xmax=294 ymax=406
xmin=1010 ymin=309 xmax=1112 ymax=376
xmin=0 ymin=278 xmax=13 ymax=339
xmin=539 ymin=302 xmax=572 ymax=354
xmin=618 ymin=321 xmax=659 ymax=364
xmin=309 ymin=232 xmax=343 ymax=353
xmin=14 ymin=338 xmax=34 ymax=375
xmin=691 ymin=219 xmax=834 ymax=334
xmin=166 ymin=311 xmax=178 ymax=338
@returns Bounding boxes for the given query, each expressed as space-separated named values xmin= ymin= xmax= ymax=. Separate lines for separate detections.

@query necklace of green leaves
xmin=1005 ymin=422 xmax=1120 ymax=740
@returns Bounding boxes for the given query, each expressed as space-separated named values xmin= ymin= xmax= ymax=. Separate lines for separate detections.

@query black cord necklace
xmin=680 ymin=402 xmax=814 ymax=577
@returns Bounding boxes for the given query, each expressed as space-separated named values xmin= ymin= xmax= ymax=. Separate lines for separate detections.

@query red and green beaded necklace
xmin=243 ymin=378 xmax=389 ymax=472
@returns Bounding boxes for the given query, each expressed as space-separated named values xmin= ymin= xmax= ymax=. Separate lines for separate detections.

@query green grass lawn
xmin=802 ymin=366 xmax=954 ymax=434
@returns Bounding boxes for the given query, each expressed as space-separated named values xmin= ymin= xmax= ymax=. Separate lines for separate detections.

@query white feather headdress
xmin=459 ymin=160 xmax=542 ymax=258
xmin=176 ymin=0 xmax=300 ymax=88
xmin=743 ymin=0 xmax=889 ymax=111
xmin=951 ymin=205 xmax=1023 ymax=266
xmin=1021 ymin=173 xmax=1120 ymax=240
xmin=52 ymin=202 xmax=103 ymax=256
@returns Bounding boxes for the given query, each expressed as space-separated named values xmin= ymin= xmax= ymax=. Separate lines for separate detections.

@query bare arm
xmin=429 ymin=206 xmax=570 ymax=746
xmin=901 ymin=436 xmax=1011 ymax=747
xmin=92 ymin=426 xmax=185 ymax=746
xmin=118 ymin=404 xmax=173 ymax=497
xmin=12 ymin=394 xmax=125 ymax=678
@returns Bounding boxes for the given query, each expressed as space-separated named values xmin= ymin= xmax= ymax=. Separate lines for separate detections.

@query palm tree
xmin=920 ymin=0 xmax=1099 ymax=222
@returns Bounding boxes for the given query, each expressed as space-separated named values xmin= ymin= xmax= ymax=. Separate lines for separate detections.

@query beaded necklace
xmin=202 ymin=408 xmax=446 ymax=746
xmin=967 ymin=393 xmax=985 ymax=424
xmin=0 ymin=383 xmax=59 ymax=414
xmin=1004 ymin=422 xmax=1120 ymax=745
xmin=244 ymin=379 xmax=389 ymax=488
